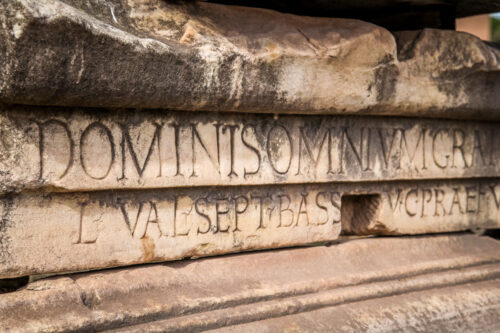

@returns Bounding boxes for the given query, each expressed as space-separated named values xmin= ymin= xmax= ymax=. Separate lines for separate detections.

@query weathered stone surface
xmin=1 ymin=1 xmax=499 ymax=119
xmin=343 ymin=180 xmax=500 ymax=235
xmin=0 ymin=183 xmax=341 ymax=278
xmin=0 ymin=179 xmax=498 ymax=278
xmin=216 ymin=280 xmax=500 ymax=333
xmin=0 ymin=105 xmax=498 ymax=193
xmin=0 ymin=234 xmax=498 ymax=331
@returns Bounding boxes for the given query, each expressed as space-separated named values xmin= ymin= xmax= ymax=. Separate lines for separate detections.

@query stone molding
xmin=0 ymin=234 xmax=498 ymax=331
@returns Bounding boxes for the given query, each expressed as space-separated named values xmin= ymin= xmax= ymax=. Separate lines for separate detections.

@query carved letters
xmin=386 ymin=183 xmax=500 ymax=218
xmin=0 ymin=108 xmax=498 ymax=192
xmin=0 ymin=177 xmax=498 ymax=277
xmin=0 ymin=106 xmax=498 ymax=278
xmin=72 ymin=187 xmax=342 ymax=244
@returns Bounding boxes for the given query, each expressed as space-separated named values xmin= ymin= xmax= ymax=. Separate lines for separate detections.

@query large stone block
xmin=1 ymin=0 xmax=499 ymax=119
xmin=1 ymin=179 xmax=498 ymax=278
xmin=0 ymin=105 xmax=498 ymax=193
xmin=0 ymin=183 xmax=341 ymax=278
xmin=1 ymin=0 xmax=499 ymax=300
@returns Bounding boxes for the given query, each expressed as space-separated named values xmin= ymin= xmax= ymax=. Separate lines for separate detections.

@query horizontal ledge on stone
xmin=0 ymin=234 xmax=499 ymax=331
xmin=0 ymin=178 xmax=499 ymax=278
xmin=117 ymin=263 xmax=500 ymax=333
xmin=1 ymin=1 xmax=499 ymax=119
xmin=1 ymin=106 xmax=499 ymax=193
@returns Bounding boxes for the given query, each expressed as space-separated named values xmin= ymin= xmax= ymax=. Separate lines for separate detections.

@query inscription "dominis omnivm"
xmin=0 ymin=107 xmax=498 ymax=192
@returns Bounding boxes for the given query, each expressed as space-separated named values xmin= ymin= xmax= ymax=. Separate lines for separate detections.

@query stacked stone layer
xmin=0 ymin=104 xmax=499 ymax=277
xmin=0 ymin=106 xmax=498 ymax=192
xmin=1 ymin=179 xmax=499 ymax=278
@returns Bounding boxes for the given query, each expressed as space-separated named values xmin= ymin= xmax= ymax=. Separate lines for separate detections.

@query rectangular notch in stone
xmin=341 ymin=194 xmax=386 ymax=235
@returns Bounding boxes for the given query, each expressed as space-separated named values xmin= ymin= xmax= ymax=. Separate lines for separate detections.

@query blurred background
xmin=456 ymin=13 xmax=500 ymax=41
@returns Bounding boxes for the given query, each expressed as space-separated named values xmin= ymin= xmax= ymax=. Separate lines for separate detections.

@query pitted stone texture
xmin=1 ymin=0 xmax=499 ymax=119
xmin=0 ymin=234 xmax=499 ymax=332
xmin=0 ymin=179 xmax=498 ymax=278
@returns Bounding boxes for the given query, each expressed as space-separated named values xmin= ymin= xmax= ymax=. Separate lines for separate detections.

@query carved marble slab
xmin=1 ymin=179 xmax=498 ymax=278
xmin=1 ymin=106 xmax=498 ymax=192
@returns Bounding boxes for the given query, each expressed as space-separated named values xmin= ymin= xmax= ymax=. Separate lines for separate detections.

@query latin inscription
xmin=1 ymin=179 xmax=498 ymax=278
xmin=386 ymin=183 xmax=500 ymax=218
xmin=73 ymin=187 xmax=342 ymax=244
xmin=33 ymin=180 xmax=500 ymax=245
xmin=1 ymin=109 xmax=498 ymax=191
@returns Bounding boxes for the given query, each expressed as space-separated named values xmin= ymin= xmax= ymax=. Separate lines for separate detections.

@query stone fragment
xmin=0 ymin=105 xmax=498 ymax=193
xmin=0 ymin=234 xmax=498 ymax=331
xmin=1 ymin=0 xmax=499 ymax=119
xmin=0 ymin=179 xmax=498 ymax=278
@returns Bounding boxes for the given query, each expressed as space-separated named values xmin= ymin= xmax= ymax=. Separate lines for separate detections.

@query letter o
xmin=80 ymin=122 xmax=115 ymax=180
xmin=266 ymin=125 xmax=293 ymax=175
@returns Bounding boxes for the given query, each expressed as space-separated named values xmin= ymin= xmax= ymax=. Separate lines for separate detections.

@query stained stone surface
xmin=0 ymin=234 xmax=498 ymax=332
xmin=0 ymin=105 xmax=499 ymax=193
xmin=342 ymin=180 xmax=500 ymax=235
xmin=1 ymin=104 xmax=498 ymax=279
xmin=0 ymin=179 xmax=498 ymax=278
xmin=1 ymin=0 xmax=500 ymax=119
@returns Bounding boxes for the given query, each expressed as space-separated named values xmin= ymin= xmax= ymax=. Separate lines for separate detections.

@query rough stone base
xmin=1 ymin=233 xmax=498 ymax=332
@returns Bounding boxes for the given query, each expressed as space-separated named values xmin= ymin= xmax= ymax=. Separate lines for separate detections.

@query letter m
xmin=120 ymin=123 xmax=162 ymax=179
xmin=296 ymin=126 xmax=331 ymax=175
